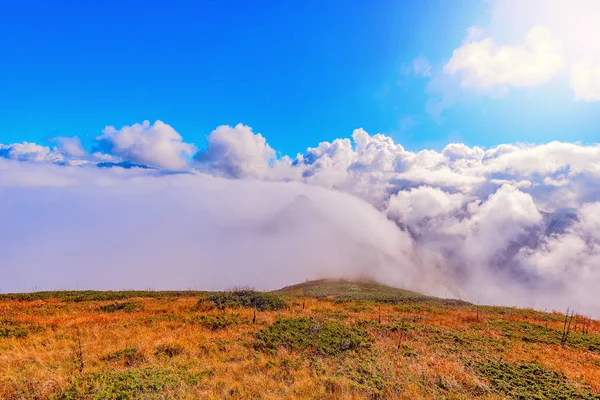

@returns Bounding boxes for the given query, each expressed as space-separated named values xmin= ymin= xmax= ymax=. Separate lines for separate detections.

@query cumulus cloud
xmin=437 ymin=0 xmax=600 ymax=102
xmin=52 ymin=136 xmax=87 ymax=158
xmin=2 ymin=122 xmax=600 ymax=316
xmin=96 ymin=120 xmax=196 ymax=170
xmin=571 ymin=62 xmax=600 ymax=101
xmin=195 ymin=123 xmax=276 ymax=179
xmin=0 ymin=142 xmax=65 ymax=164
xmin=444 ymin=26 xmax=564 ymax=92
xmin=386 ymin=186 xmax=468 ymax=227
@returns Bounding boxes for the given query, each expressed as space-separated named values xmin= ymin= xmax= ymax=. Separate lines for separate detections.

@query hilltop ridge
xmin=276 ymin=278 xmax=455 ymax=303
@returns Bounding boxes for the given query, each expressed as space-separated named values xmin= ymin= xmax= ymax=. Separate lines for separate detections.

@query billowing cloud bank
xmin=1 ymin=121 xmax=599 ymax=316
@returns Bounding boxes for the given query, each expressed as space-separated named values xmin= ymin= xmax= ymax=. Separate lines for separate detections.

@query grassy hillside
xmin=1 ymin=280 xmax=599 ymax=399
xmin=276 ymin=278 xmax=462 ymax=304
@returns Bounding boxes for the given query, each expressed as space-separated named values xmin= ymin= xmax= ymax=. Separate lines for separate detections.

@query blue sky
xmin=1 ymin=0 xmax=598 ymax=156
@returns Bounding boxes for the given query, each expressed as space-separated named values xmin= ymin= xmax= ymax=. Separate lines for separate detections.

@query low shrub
xmin=154 ymin=343 xmax=185 ymax=358
xmin=58 ymin=368 xmax=204 ymax=399
xmin=100 ymin=302 xmax=142 ymax=313
xmin=101 ymin=347 xmax=146 ymax=367
xmin=192 ymin=300 xmax=214 ymax=312
xmin=491 ymin=319 xmax=600 ymax=353
xmin=477 ymin=360 xmax=599 ymax=399
xmin=255 ymin=317 xmax=371 ymax=355
xmin=204 ymin=290 xmax=286 ymax=311
xmin=0 ymin=319 xmax=28 ymax=339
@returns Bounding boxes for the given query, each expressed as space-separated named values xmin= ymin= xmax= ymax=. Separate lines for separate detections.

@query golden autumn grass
xmin=1 ymin=280 xmax=599 ymax=399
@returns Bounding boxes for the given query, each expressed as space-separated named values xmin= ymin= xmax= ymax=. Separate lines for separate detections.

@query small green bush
xmin=344 ymin=361 xmax=385 ymax=397
xmin=491 ymin=320 xmax=600 ymax=353
xmin=100 ymin=301 xmax=142 ymax=313
xmin=0 ymin=319 xmax=28 ymax=339
xmin=187 ymin=313 xmax=241 ymax=330
xmin=58 ymin=368 xmax=201 ymax=399
xmin=477 ymin=360 xmax=599 ymax=399
xmin=101 ymin=348 xmax=146 ymax=367
xmin=204 ymin=290 xmax=286 ymax=311
xmin=154 ymin=343 xmax=184 ymax=358
xmin=255 ymin=317 xmax=371 ymax=355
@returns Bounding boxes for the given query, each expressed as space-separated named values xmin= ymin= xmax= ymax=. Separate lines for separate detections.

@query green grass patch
xmin=101 ymin=348 xmax=146 ymax=367
xmin=491 ymin=320 xmax=559 ymax=345
xmin=100 ymin=302 xmax=142 ymax=313
xmin=205 ymin=290 xmax=286 ymax=311
xmin=491 ymin=320 xmax=600 ymax=353
xmin=477 ymin=360 xmax=599 ymax=399
xmin=56 ymin=367 xmax=208 ymax=399
xmin=335 ymin=354 xmax=386 ymax=397
xmin=154 ymin=343 xmax=185 ymax=358
xmin=186 ymin=312 xmax=242 ymax=330
xmin=255 ymin=317 xmax=371 ymax=355
xmin=0 ymin=319 xmax=28 ymax=339
xmin=479 ymin=306 xmax=564 ymax=322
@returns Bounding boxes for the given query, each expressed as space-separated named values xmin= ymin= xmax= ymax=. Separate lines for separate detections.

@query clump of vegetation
xmin=491 ymin=320 xmax=559 ymax=345
xmin=480 ymin=305 xmax=565 ymax=322
xmin=101 ymin=348 xmax=146 ymax=367
xmin=191 ymin=300 xmax=214 ymax=312
xmin=154 ymin=343 xmax=185 ymax=358
xmin=491 ymin=319 xmax=600 ymax=353
xmin=187 ymin=313 xmax=242 ymax=330
xmin=477 ymin=360 xmax=599 ymax=399
xmin=332 ymin=353 xmax=387 ymax=397
xmin=100 ymin=301 xmax=142 ymax=313
xmin=0 ymin=319 xmax=28 ymax=339
xmin=58 ymin=368 xmax=200 ymax=399
xmin=204 ymin=290 xmax=286 ymax=311
xmin=255 ymin=317 xmax=371 ymax=355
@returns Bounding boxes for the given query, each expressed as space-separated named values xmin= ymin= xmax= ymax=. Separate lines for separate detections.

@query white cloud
xmin=386 ymin=186 xmax=468 ymax=226
xmin=195 ymin=123 xmax=276 ymax=179
xmin=0 ymin=142 xmax=69 ymax=164
xmin=571 ymin=62 xmax=600 ymax=101
xmin=444 ymin=26 xmax=564 ymax=92
xmin=464 ymin=185 xmax=542 ymax=261
xmin=52 ymin=136 xmax=87 ymax=158
xmin=2 ymin=123 xmax=600 ymax=315
xmin=429 ymin=0 xmax=600 ymax=107
xmin=96 ymin=120 xmax=196 ymax=170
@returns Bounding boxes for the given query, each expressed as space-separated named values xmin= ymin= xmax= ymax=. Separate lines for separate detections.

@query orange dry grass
xmin=0 ymin=296 xmax=598 ymax=399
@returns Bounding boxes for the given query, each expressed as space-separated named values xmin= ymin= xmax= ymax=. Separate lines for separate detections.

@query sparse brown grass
xmin=0 ymin=286 xmax=599 ymax=399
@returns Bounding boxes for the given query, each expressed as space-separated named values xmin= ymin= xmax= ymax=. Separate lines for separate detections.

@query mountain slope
xmin=276 ymin=278 xmax=459 ymax=303
xmin=1 ymin=282 xmax=599 ymax=399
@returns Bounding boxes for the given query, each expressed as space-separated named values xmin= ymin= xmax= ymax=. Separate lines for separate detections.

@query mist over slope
xmin=1 ymin=122 xmax=599 ymax=316
xmin=0 ymin=165 xmax=448 ymax=298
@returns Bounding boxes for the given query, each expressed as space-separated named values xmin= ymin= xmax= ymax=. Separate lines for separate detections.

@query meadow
xmin=1 ymin=280 xmax=599 ymax=399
